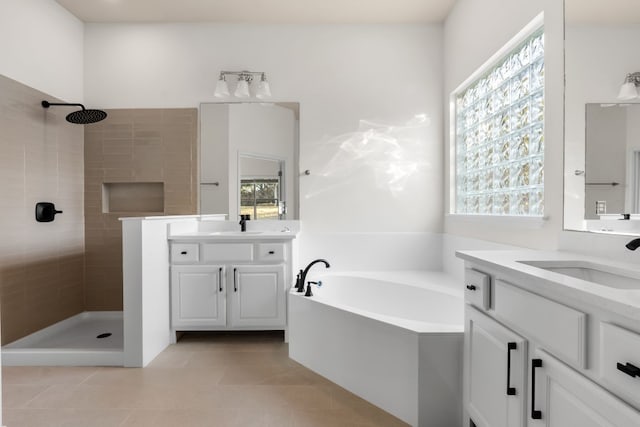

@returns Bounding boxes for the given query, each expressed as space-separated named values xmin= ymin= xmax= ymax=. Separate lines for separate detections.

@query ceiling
xmin=54 ymin=0 xmax=640 ymax=26
xmin=55 ymin=0 xmax=457 ymax=24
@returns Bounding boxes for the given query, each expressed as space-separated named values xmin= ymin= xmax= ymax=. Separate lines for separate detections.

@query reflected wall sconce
xmin=617 ymin=72 xmax=640 ymax=100
xmin=214 ymin=70 xmax=271 ymax=99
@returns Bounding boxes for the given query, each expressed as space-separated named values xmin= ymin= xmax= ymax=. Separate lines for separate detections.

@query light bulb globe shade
xmin=234 ymin=79 xmax=251 ymax=98
xmin=214 ymin=79 xmax=230 ymax=98
xmin=617 ymin=81 xmax=639 ymax=100
xmin=255 ymin=80 xmax=272 ymax=99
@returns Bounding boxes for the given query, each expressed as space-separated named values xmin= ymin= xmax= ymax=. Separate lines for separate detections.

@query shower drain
xmin=96 ymin=333 xmax=112 ymax=339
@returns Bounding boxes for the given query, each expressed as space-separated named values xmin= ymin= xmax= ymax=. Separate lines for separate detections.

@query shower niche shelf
xmin=102 ymin=182 xmax=164 ymax=214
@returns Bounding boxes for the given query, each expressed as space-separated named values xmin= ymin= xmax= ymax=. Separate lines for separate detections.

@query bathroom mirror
xmin=199 ymin=102 xmax=299 ymax=220
xmin=563 ymin=0 xmax=640 ymax=233
xmin=583 ymin=104 xmax=640 ymax=219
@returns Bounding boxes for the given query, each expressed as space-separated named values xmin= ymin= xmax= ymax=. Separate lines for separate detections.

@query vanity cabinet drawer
xmin=202 ymin=243 xmax=253 ymax=262
xmin=464 ymin=268 xmax=490 ymax=310
xmin=493 ymin=280 xmax=587 ymax=368
xmin=600 ymin=322 xmax=640 ymax=408
xmin=257 ymin=243 xmax=286 ymax=262
xmin=171 ymin=243 xmax=199 ymax=263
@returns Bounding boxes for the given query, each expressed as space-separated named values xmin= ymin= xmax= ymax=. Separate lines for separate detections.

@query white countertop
xmin=456 ymin=250 xmax=640 ymax=320
xmin=168 ymin=231 xmax=298 ymax=241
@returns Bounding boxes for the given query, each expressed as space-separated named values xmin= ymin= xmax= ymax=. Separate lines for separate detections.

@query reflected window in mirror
xmin=241 ymin=178 xmax=282 ymax=220
xmin=454 ymin=26 xmax=545 ymax=216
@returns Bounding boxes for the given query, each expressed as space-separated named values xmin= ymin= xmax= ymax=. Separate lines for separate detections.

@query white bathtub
xmin=288 ymin=271 xmax=464 ymax=427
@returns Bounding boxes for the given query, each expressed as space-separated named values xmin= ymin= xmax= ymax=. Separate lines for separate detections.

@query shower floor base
xmin=2 ymin=311 xmax=124 ymax=366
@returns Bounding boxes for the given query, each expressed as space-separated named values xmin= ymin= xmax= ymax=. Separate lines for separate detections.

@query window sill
xmin=445 ymin=213 xmax=549 ymax=229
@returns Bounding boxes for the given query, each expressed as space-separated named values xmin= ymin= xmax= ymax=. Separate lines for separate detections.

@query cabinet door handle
xmin=531 ymin=358 xmax=542 ymax=420
xmin=233 ymin=268 xmax=238 ymax=292
xmin=506 ymin=342 xmax=517 ymax=396
xmin=466 ymin=284 xmax=477 ymax=291
xmin=180 ymin=251 xmax=187 ymax=255
xmin=218 ymin=267 xmax=223 ymax=292
xmin=617 ymin=362 xmax=640 ymax=378
xmin=268 ymin=250 xmax=275 ymax=255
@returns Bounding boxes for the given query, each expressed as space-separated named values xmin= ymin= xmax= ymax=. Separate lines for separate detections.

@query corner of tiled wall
xmin=0 ymin=75 xmax=85 ymax=344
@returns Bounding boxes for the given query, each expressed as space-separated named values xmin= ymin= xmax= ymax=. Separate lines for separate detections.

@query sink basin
xmin=207 ymin=231 xmax=263 ymax=235
xmin=518 ymin=260 xmax=640 ymax=290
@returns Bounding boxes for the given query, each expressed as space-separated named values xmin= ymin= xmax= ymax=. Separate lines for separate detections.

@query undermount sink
xmin=518 ymin=260 xmax=640 ymax=290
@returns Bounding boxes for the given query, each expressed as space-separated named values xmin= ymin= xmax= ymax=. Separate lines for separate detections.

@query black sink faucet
xmin=239 ymin=214 xmax=250 ymax=232
xmin=297 ymin=259 xmax=330 ymax=292
xmin=626 ymin=238 xmax=640 ymax=251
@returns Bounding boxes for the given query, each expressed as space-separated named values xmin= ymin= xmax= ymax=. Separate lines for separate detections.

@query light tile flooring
xmin=2 ymin=332 xmax=409 ymax=427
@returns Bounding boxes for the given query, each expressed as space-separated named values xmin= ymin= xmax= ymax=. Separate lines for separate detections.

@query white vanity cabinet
xmin=230 ymin=265 xmax=285 ymax=327
xmin=169 ymin=237 xmax=294 ymax=341
xmin=531 ymin=349 xmax=640 ymax=427
xmin=460 ymin=260 xmax=640 ymax=427
xmin=465 ymin=305 xmax=527 ymax=427
xmin=171 ymin=265 xmax=226 ymax=328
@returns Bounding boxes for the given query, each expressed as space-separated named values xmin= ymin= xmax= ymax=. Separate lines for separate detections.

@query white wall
xmin=0 ymin=0 xmax=84 ymax=101
xmin=84 ymin=24 xmax=443 ymax=234
xmin=442 ymin=0 xmax=565 ymax=250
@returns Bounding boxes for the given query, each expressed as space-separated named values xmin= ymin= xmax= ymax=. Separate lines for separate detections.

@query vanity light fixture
xmin=214 ymin=74 xmax=230 ymax=98
xmin=617 ymin=72 xmax=640 ymax=100
xmin=234 ymin=75 xmax=251 ymax=98
xmin=214 ymin=71 xmax=271 ymax=99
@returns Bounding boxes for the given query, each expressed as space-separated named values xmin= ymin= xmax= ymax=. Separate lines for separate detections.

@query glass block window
xmin=455 ymin=29 xmax=544 ymax=216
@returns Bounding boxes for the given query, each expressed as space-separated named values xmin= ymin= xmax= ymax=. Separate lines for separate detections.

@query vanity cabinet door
xmin=465 ymin=306 xmax=527 ymax=427
xmin=171 ymin=265 xmax=226 ymax=328
xmin=230 ymin=264 xmax=285 ymax=328
xmin=530 ymin=350 xmax=640 ymax=427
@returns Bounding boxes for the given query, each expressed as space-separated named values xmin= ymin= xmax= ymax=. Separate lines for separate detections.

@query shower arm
xmin=41 ymin=101 xmax=87 ymax=111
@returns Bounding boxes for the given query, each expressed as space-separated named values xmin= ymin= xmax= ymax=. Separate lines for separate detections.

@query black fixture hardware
xmin=239 ymin=214 xmax=250 ymax=232
xmin=96 ymin=333 xmax=112 ymax=339
xmin=297 ymin=259 xmax=330 ymax=292
xmin=181 ymin=251 xmax=188 ymax=255
xmin=585 ymin=182 xmax=620 ymax=186
xmin=531 ymin=358 xmax=542 ymax=419
xmin=42 ymin=100 xmax=107 ymax=124
xmin=218 ymin=267 xmax=223 ymax=292
xmin=268 ymin=251 xmax=275 ymax=255
xmin=506 ymin=342 xmax=517 ymax=396
xmin=233 ymin=268 xmax=238 ymax=292
xmin=621 ymin=213 xmax=631 ymax=220
xmin=626 ymin=238 xmax=640 ymax=251
xmin=466 ymin=284 xmax=477 ymax=291
xmin=305 ymin=282 xmax=313 ymax=297
xmin=617 ymin=362 xmax=640 ymax=378
xmin=35 ymin=202 xmax=63 ymax=222
xmin=295 ymin=270 xmax=303 ymax=292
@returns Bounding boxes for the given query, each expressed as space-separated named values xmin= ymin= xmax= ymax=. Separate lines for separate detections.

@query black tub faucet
xmin=626 ymin=238 xmax=640 ymax=251
xmin=239 ymin=214 xmax=250 ymax=232
xmin=297 ymin=259 xmax=330 ymax=293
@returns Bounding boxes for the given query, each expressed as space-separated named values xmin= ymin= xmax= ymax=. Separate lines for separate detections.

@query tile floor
xmin=2 ymin=332 xmax=409 ymax=427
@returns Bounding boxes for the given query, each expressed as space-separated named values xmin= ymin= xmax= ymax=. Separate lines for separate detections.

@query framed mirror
xmin=200 ymin=102 xmax=299 ymax=220
xmin=563 ymin=0 xmax=640 ymax=234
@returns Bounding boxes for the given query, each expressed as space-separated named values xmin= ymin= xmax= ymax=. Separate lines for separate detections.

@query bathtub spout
xmin=298 ymin=259 xmax=330 ymax=292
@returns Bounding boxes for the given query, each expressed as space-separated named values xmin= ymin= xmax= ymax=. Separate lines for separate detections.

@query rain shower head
xmin=41 ymin=100 xmax=107 ymax=124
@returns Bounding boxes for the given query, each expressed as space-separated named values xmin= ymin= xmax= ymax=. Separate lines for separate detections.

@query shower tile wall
xmin=0 ymin=74 xmax=85 ymax=345
xmin=83 ymin=109 xmax=197 ymax=310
